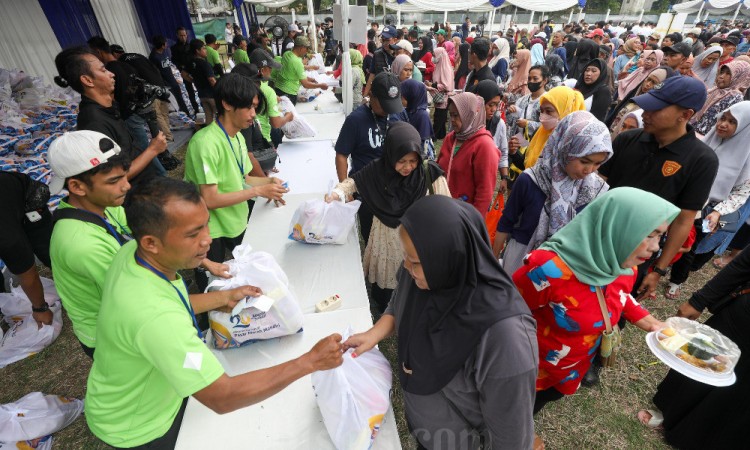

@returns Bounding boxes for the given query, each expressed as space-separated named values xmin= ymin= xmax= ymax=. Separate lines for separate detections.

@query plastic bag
xmin=0 ymin=435 xmax=53 ymax=449
xmin=0 ymin=302 xmax=63 ymax=368
xmin=656 ymin=317 xmax=741 ymax=374
xmin=311 ymin=327 xmax=392 ymax=450
xmin=310 ymin=54 xmax=327 ymax=73
xmin=0 ymin=277 xmax=59 ymax=324
xmin=289 ymin=198 xmax=361 ymax=245
xmin=0 ymin=392 xmax=83 ymax=442
xmin=206 ymin=245 xmax=304 ymax=349
xmin=278 ymin=96 xmax=317 ymax=139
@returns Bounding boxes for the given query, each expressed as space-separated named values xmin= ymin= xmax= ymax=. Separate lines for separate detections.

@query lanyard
xmin=80 ymin=209 xmax=131 ymax=246
xmin=215 ymin=118 xmax=245 ymax=177
xmin=369 ymin=107 xmax=389 ymax=142
xmin=134 ymin=254 xmax=204 ymax=342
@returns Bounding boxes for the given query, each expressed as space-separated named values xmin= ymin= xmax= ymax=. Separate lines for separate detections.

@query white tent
xmin=504 ymin=0 xmax=582 ymax=12
xmin=672 ymin=0 xmax=749 ymax=18
xmin=389 ymin=0 xmax=581 ymax=13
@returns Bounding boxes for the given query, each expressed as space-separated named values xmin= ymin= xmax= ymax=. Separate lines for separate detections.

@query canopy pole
xmin=197 ymin=8 xmax=203 ymax=22
xmin=383 ymin=0 xmax=386 ymax=23
xmin=233 ymin=8 xmax=240 ymax=32
xmin=577 ymin=7 xmax=583 ymax=23
xmin=731 ymin=1 xmax=743 ymax=24
xmin=638 ymin=9 xmax=644 ymax=23
xmin=307 ymin=0 xmax=317 ymax=53
xmin=568 ymin=8 xmax=573 ymax=24
xmin=397 ymin=10 xmax=401 ymax=28
xmin=704 ymin=9 xmax=710 ymax=22
xmin=342 ymin=0 xmax=352 ymax=115
xmin=291 ymin=8 xmax=296 ymax=25
xmin=444 ymin=10 xmax=448 ymax=25
xmin=605 ymin=9 xmax=610 ymax=23
xmin=512 ymin=6 xmax=517 ymax=23
xmin=529 ymin=11 xmax=534 ymax=29
xmin=488 ymin=8 xmax=497 ymax=36
xmin=695 ymin=0 xmax=706 ymax=24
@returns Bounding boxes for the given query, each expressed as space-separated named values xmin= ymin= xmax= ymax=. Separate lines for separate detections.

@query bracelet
xmin=501 ymin=175 xmax=510 ymax=181
xmin=652 ymin=266 xmax=668 ymax=277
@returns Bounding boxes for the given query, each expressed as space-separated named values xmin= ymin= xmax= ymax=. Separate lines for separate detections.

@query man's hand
xmin=636 ymin=271 xmax=661 ymax=301
xmin=256 ymin=182 xmax=288 ymax=205
xmin=32 ymin=309 xmax=53 ymax=328
xmin=676 ymin=301 xmax=702 ymax=320
xmin=499 ymin=178 xmax=508 ymax=193
xmin=221 ymin=285 xmax=263 ymax=312
xmin=302 ymin=334 xmax=344 ymax=372
xmin=517 ymin=118 xmax=528 ymax=128
xmin=202 ymin=259 xmax=231 ymax=279
xmin=508 ymin=136 xmax=520 ymax=154
xmin=706 ymin=211 xmax=720 ymax=233
xmin=147 ymin=131 xmax=168 ymax=154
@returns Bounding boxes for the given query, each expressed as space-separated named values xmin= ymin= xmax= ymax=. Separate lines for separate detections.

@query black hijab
xmin=569 ymin=38 xmax=599 ymax=80
xmin=396 ymin=196 xmax=532 ymax=395
xmin=574 ymin=58 xmax=609 ymax=98
xmin=454 ymin=43 xmax=471 ymax=85
xmin=563 ymin=36 xmax=578 ymax=68
xmin=351 ymin=122 xmax=443 ymax=228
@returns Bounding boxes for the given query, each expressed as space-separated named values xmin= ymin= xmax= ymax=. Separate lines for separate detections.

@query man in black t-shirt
xmin=465 ymin=38 xmax=494 ymax=88
xmin=363 ymin=25 xmax=398 ymax=97
xmin=187 ymin=39 xmax=217 ymax=125
xmin=150 ymin=35 xmax=190 ymax=115
xmin=0 ymin=172 xmax=54 ymax=327
xmin=598 ymin=76 xmax=717 ymax=300
xmin=172 ymin=27 xmax=201 ymax=115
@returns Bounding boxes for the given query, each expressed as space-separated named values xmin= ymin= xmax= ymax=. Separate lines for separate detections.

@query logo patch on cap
xmin=90 ymin=158 xmax=100 ymax=166
xmin=388 ymin=86 xmax=398 ymax=98
xmin=662 ymin=161 xmax=682 ymax=177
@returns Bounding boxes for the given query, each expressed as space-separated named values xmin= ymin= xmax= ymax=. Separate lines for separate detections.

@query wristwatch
xmin=32 ymin=303 xmax=50 ymax=313
xmin=501 ymin=175 xmax=510 ymax=181
xmin=652 ymin=266 xmax=668 ymax=277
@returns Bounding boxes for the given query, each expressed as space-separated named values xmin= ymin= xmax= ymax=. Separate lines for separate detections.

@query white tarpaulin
xmin=395 ymin=0 xmax=492 ymax=12
xmin=672 ymin=0 xmax=747 ymax=13
xmin=0 ymin=0 xmax=61 ymax=83
xmin=387 ymin=2 xmax=507 ymax=12
xmin=505 ymin=0 xmax=583 ymax=12
xmin=90 ymin=0 xmax=149 ymax=56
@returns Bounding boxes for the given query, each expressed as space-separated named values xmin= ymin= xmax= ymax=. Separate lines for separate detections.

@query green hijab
xmin=539 ymin=187 xmax=680 ymax=286
xmin=349 ymin=49 xmax=365 ymax=84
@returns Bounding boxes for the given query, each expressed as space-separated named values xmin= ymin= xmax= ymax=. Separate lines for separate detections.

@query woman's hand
xmin=517 ymin=118 xmax=528 ymax=128
xmin=706 ymin=211 xmax=721 ymax=233
xmin=342 ymin=330 xmax=379 ymax=357
xmin=508 ymin=105 xmax=518 ymax=114
xmin=677 ymin=301 xmax=702 ymax=320
xmin=508 ymin=136 xmax=520 ymax=154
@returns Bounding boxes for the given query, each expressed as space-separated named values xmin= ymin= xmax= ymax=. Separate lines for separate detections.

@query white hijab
xmin=703 ymin=101 xmax=750 ymax=203
xmin=489 ymin=37 xmax=510 ymax=68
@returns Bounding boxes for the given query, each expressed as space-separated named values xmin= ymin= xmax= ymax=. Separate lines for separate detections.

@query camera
xmin=126 ymin=74 xmax=171 ymax=114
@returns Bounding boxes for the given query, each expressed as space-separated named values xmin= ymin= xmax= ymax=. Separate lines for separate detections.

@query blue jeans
xmin=125 ymin=114 xmax=166 ymax=176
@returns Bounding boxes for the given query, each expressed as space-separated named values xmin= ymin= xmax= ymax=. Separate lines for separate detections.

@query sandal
xmin=665 ymin=283 xmax=681 ymax=300
xmin=713 ymin=255 xmax=732 ymax=269
xmin=637 ymin=409 xmax=664 ymax=429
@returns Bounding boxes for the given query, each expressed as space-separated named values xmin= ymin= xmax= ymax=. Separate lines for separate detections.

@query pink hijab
xmin=617 ymin=49 xmax=663 ymax=100
xmin=693 ymin=60 xmax=750 ymax=123
xmin=449 ymin=92 xmax=486 ymax=140
xmin=444 ymin=40 xmax=456 ymax=65
xmin=432 ymin=47 xmax=455 ymax=92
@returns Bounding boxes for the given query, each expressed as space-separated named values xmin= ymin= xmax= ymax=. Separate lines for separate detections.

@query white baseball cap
xmin=48 ymin=130 xmax=122 ymax=194
xmin=289 ymin=24 xmax=301 ymax=33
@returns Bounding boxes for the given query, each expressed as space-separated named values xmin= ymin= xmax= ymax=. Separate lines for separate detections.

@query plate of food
xmin=645 ymin=317 xmax=740 ymax=387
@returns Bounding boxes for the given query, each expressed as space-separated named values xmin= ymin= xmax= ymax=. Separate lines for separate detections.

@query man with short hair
xmin=334 ymin=72 xmax=408 ymax=245
xmin=363 ymin=25 xmax=398 ymax=97
xmin=464 ymin=38 xmax=494 ymax=87
xmin=462 ymin=17 xmax=471 ymax=39
xmin=172 ymin=27 xmax=201 ymax=115
xmin=410 ymin=20 xmax=421 ymax=36
xmin=436 ymin=28 xmax=447 ymax=47
xmin=150 ymin=35 xmax=191 ymax=115
xmin=274 ymin=36 xmax=329 ymax=104
xmin=283 ymin=23 xmax=301 ymax=54
xmin=204 ymin=34 xmax=224 ymax=79
xmin=686 ymin=27 xmax=705 ymax=55
xmin=184 ymin=73 xmax=288 ymax=289
xmin=662 ymin=41 xmax=692 ymax=70
xmin=248 ymin=48 xmax=293 ymax=145
xmin=232 ymin=35 xmax=250 ymax=64
xmin=587 ymin=28 xmax=604 ymax=44
xmin=187 ymin=39 xmax=217 ymax=125
xmin=84 ymin=176 xmax=343 ymax=449
xmin=719 ymin=35 xmax=739 ymax=65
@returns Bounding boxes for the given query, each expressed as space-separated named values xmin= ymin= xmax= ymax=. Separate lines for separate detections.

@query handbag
xmin=702 ymin=204 xmax=742 ymax=234
xmin=485 ymin=193 xmax=505 ymax=246
xmin=431 ymin=90 xmax=445 ymax=105
xmin=595 ymin=286 xmax=622 ymax=368
xmin=24 ymin=178 xmax=50 ymax=212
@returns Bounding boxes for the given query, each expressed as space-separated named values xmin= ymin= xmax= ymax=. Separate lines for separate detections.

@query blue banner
xmin=489 ymin=0 xmax=505 ymax=7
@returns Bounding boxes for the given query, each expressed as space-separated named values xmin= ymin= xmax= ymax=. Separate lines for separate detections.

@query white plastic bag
xmin=278 ymin=96 xmax=317 ymax=139
xmin=0 ymin=435 xmax=53 ymax=449
xmin=206 ymin=245 xmax=304 ymax=349
xmin=312 ymin=327 xmax=392 ymax=450
xmin=0 ymin=302 xmax=63 ymax=368
xmin=289 ymin=198 xmax=361 ymax=245
xmin=0 ymin=277 xmax=59 ymax=324
xmin=0 ymin=392 xmax=83 ymax=442
xmin=310 ymin=53 xmax=326 ymax=73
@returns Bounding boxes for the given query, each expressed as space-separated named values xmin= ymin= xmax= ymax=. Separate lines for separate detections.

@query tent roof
xmin=388 ymin=0 xmax=582 ymax=13
xmin=672 ymin=0 xmax=748 ymax=14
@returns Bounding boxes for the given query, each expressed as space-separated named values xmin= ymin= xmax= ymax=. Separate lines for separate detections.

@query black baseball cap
xmin=720 ymin=35 xmax=740 ymax=46
xmin=662 ymin=41 xmax=692 ymax=57
xmin=249 ymin=48 xmax=281 ymax=69
xmin=371 ymin=72 xmax=404 ymax=114
xmin=632 ymin=76 xmax=707 ymax=112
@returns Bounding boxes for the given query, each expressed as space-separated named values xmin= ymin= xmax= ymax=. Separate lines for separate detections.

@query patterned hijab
xmin=525 ymin=86 xmax=586 ymax=168
xmin=692 ymin=46 xmax=723 ymax=89
xmin=508 ymin=49 xmax=531 ymax=95
xmin=525 ymin=111 xmax=612 ymax=249
xmin=617 ymin=49 xmax=663 ymax=100
xmin=693 ymin=60 xmax=750 ymax=124
xmin=448 ymin=92 xmax=486 ymax=141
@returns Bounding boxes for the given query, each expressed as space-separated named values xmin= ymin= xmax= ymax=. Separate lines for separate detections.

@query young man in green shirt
xmin=85 ymin=177 xmax=344 ymax=449
xmin=232 ymin=35 xmax=250 ymax=64
xmin=248 ymin=48 xmax=293 ymax=144
xmin=204 ymin=33 xmax=223 ymax=79
xmin=274 ymin=36 xmax=329 ymax=104
xmin=48 ymin=131 xmax=230 ymax=359
xmin=184 ymin=73 xmax=288 ymax=289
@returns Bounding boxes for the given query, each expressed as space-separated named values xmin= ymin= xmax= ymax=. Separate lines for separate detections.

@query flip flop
xmin=637 ymin=409 xmax=664 ymax=429
xmin=713 ymin=256 xmax=731 ymax=269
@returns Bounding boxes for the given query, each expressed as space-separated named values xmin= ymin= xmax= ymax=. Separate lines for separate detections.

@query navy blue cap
xmin=632 ymin=76 xmax=707 ymax=112
xmin=381 ymin=25 xmax=397 ymax=39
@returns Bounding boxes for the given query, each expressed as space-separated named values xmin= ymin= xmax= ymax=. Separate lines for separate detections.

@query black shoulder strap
xmin=52 ymin=208 xmax=127 ymax=246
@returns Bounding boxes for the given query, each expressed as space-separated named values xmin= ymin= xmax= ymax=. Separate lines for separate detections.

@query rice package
xmin=288 ymin=198 xmax=361 ymax=245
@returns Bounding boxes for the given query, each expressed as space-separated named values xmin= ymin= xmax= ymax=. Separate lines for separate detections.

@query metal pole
xmin=512 ymin=6 xmax=517 ymax=23
xmin=695 ymin=0 xmax=706 ymax=24
xmin=577 ymin=7 xmax=583 ymax=23
xmin=397 ymin=9 xmax=401 ymax=28
xmin=444 ymin=10 xmax=448 ymax=25
xmin=731 ymin=1 xmax=744 ymax=24
xmin=568 ymin=8 xmax=574 ymax=24
xmin=529 ymin=11 xmax=534 ymax=29
xmin=638 ymin=9 xmax=644 ymax=23
xmin=605 ymin=8 xmax=610 ymax=23
xmin=307 ymin=0 xmax=318 ymax=53
xmin=489 ymin=8 xmax=497 ymax=36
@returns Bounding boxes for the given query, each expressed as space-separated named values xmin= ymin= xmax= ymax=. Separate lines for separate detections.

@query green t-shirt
xmin=412 ymin=65 xmax=423 ymax=82
xmin=275 ymin=51 xmax=305 ymax=96
xmin=85 ymin=240 xmax=224 ymax=447
xmin=184 ymin=121 xmax=253 ymax=239
xmin=49 ymin=200 xmax=130 ymax=348
xmin=233 ymin=48 xmax=249 ymax=64
xmin=258 ymin=80 xmax=281 ymax=142
xmin=205 ymin=46 xmax=222 ymax=77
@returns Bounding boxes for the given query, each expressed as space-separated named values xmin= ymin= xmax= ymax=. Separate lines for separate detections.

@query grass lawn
xmin=0 ymin=143 xmax=719 ymax=449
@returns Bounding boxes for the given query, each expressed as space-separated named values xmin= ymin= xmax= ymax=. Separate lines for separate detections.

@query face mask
xmin=492 ymin=49 xmax=500 ymax=56
xmin=528 ymin=81 xmax=543 ymax=92
xmin=540 ymin=112 xmax=559 ymax=131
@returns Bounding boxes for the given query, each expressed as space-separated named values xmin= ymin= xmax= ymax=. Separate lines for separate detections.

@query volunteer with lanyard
xmin=48 ymin=131 xmax=229 ymax=359
xmin=84 ymin=177 xmax=344 ymax=449
xmin=184 ymin=74 xmax=288 ymax=290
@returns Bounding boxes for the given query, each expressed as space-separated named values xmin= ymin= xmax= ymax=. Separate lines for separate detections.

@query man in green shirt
xmin=48 ymin=131 xmax=229 ymax=359
xmin=204 ymin=33 xmax=224 ymax=78
xmin=274 ymin=36 xmax=329 ymax=105
xmin=85 ymin=177 xmax=344 ymax=449
xmin=232 ymin=35 xmax=250 ymax=64
xmin=248 ymin=48 xmax=293 ymax=144
xmin=184 ymin=73 xmax=288 ymax=289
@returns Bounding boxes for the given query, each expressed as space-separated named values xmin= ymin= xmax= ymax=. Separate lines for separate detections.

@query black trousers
xmin=729 ymin=223 xmax=750 ymax=250
xmin=184 ymin=80 xmax=200 ymax=113
xmin=357 ymin=200 xmax=374 ymax=247
xmin=370 ymin=284 xmax=393 ymax=314
xmin=114 ymin=398 xmax=188 ymax=450
xmin=274 ymin=87 xmax=297 ymax=105
xmin=533 ymin=387 xmax=565 ymax=414
xmin=169 ymin=85 xmax=190 ymax=115
xmin=433 ymin=107 xmax=448 ymax=140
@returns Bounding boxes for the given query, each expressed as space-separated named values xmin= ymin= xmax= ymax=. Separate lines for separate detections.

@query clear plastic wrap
xmin=656 ymin=317 xmax=741 ymax=375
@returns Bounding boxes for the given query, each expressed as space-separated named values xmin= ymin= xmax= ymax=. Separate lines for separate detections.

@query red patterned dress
xmin=513 ymin=249 xmax=650 ymax=394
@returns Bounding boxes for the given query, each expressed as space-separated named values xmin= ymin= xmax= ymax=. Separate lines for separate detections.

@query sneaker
xmin=665 ymin=283 xmax=681 ymax=300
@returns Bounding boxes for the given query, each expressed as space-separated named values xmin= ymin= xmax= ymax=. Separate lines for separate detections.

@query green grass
xmin=0 ymin=142 xmax=720 ymax=449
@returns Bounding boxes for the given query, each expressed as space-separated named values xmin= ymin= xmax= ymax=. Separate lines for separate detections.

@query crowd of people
xmin=2 ymin=13 xmax=750 ymax=450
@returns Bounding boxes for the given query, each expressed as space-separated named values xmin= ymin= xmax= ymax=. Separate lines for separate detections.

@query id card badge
xmin=25 ymin=211 xmax=42 ymax=223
